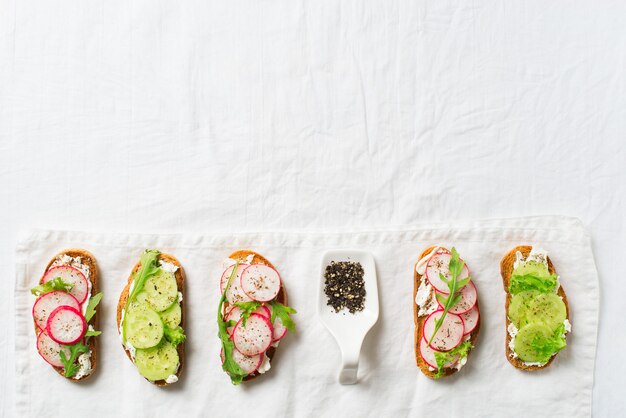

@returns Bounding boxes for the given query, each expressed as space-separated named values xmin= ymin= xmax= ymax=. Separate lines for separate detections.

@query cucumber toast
xmin=413 ymin=246 xmax=481 ymax=379
xmin=218 ymin=250 xmax=296 ymax=384
xmin=501 ymin=246 xmax=571 ymax=370
xmin=117 ymin=250 xmax=186 ymax=386
xmin=31 ymin=249 xmax=103 ymax=381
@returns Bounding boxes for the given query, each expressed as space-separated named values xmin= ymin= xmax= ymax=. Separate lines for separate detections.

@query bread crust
xmin=36 ymin=249 xmax=99 ymax=382
xmin=413 ymin=246 xmax=480 ymax=379
xmin=501 ymin=245 xmax=570 ymax=371
xmin=225 ymin=250 xmax=288 ymax=382
xmin=116 ymin=252 xmax=185 ymax=387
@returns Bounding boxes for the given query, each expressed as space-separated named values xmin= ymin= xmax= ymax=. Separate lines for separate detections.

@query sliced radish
xmin=460 ymin=305 xmax=480 ymax=335
xmin=220 ymin=264 xmax=253 ymax=304
xmin=32 ymin=291 xmax=80 ymax=330
xmin=46 ymin=306 xmax=86 ymax=345
xmin=422 ymin=310 xmax=464 ymax=352
xmin=43 ymin=266 xmax=89 ymax=304
xmin=426 ymin=252 xmax=470 ymax=294
xmin=225 ymin=305 xmax=271 ymax=336
xmin=220 ymin=348 xmax=264 ymax=375
xmin=419 ymin=337 xmax=458 ymax=369
xmin=436 ymin=281 xmax=477 ymax=314
xmin=37 ymin=331 xmax=71 ymax=368
xmin=240 ymin=264 xmax=281 ymax=302
xmin=232 ymin=313 xmax=273 ymax=356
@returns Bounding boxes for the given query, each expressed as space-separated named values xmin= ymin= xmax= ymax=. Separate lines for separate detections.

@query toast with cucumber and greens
xmin=502 ymin=246 xmax=571 ymax=370
xmin=218 ymin=250 xmax=296 ymax=384
xmin=31 ymin=249 xmax=103 ymax=381
xmin=117 ymin=250 xmax=186 ymax=386
xmin=413 ymin=246 xmax=481 ymax=379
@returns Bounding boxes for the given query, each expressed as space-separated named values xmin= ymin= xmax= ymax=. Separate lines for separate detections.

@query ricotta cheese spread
xmin=414 ymin=247 xmax=442 ymax=317
xmin=160 ymin=260 xmax=179 ymax=273
xmin=257 ymin=355 xmax=271 ymax=374
xmin=73 ymin=352 xmax=93 ymax=380
xmin=165 ymin=374 xmax=179 ymax=384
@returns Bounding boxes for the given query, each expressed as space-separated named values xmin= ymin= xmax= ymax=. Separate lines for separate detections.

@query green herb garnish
xmin=233 ymin=301 xmax=262 ymax=326
xmin=60 ymin=342 xmax=90 ymax=378
xmin=218 ymin=261 xmax=247 ymax=385
xmin=433 ymin=341 xmax=473 ymax=379
xmin=84 ymin=292 xmax=103 ymax=322
xmin=84 ymin=329 xmax=102 ymax=337
xmin=427 ymin=248 xmax=471 ymax=346
xmin=30 ymin=277 xmax=73 ymax=296
xmin=269 ymin=301 xmax=297 ymax=333
xmin=164 ymin=323 xmax=186 ymax=346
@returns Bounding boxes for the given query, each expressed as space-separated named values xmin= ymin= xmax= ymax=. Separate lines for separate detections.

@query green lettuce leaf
xmin=530 ymin=323 xmax=567 ymax=363
xmin=433 ymin=340 xmax=473 ymax=379
xmin=30 ymin=277 xmax=73 ymax=296
xmin=509 ymin=273 xmax=558 ymax=294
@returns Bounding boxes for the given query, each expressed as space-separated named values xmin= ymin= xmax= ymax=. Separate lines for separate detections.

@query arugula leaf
xmin=164 ymin=323 xmax=186 ymax=346
xmin=31 ymin=277 xmax=73 ymax=296
xmin=427 ymin=247 xmax=470 ymax=346
xmin=122 ymin=250 xmax=160 ymax=342
xmin=530 ymin=323 xmax=567 ymax=363
xmin=217 ymin=262 xmax=247 ymax=385
xmin=85 ymin=329 xmax=102 ymax=337
xmin=60 ymin=342 xmax=90 ymax=377
xmin=269 ymin=301 xmax=297 ymax=333
xmin=509 ymin=273 xmax=558 ymax=295
xmin=233 ymin=301 xmax=262 ymax=326
xmin=84 ymin=292 xmax=103 ymax=322
xmin=433 ymin=340 xmax=473 ymax=379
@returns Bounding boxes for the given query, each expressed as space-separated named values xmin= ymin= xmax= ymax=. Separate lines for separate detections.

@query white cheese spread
xmin=160 ymin=260 xmax=179 ymax=273
xmin=165 ymin=374 xmax=178 ymax=384
xmin=73 ymin=352 xmax=93 ymax=380
xmin=414 ymin=247 xmax=443 ymax=317
xmin=257 ymin=355 xmax=271 ymax=374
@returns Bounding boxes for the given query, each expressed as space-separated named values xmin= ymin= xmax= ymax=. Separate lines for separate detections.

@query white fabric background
xmin=0 ymin=0 xmax=624 ymax=416
xmin=14 ymin=219 xmax=598 ymax=418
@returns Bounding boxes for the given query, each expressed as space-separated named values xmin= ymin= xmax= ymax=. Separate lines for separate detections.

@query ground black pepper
xmin=324 ymin=260 xmax=366 ymax=313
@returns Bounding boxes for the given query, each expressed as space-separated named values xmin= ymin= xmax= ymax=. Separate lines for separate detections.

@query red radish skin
xmin=32 ymin=291 xmax=80 ymax=330
xmin=220 ymin=348 xmax=264 ymax=375
xmin=436 ymin=281 xmax=478 ymax=315
xmin=232 ymin=313 xmax=273 ymax=356
xmin=43 ymin=266 xmax=89 ymax=304
xmin=37 ymin=331 xmax=71 ymax=368
xmin=220 ymin=264 xmax=253 ymax=304
xmin=422 ymin=310 xmax=465 ymax=352
xmin=419 ymin=337 xmax=459 ymax=369
xmin=426 ymin=252 xmax=470 ymax=294
xmin=460 ymin=305 xmax=480 ymax=335
xmin=240 ymin=264 xmax=281 ymax=302
xmin=46 ymin=306 xmax=86 ymax=345
xmin=257 ymin=305 xmax=271 ymax=318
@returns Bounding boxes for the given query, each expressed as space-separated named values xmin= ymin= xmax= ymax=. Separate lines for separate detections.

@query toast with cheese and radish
xmin=31 ymin=249 xmax=102 ymax=381
xmin=117 ymin=250 xmax=186 ymax=386
xmin=218 ymin=250 xmax=296 ymax=384
xmin=501 ymin=246 xmax=571 ymax=370
xmin=413 ymin=246 xmax=480 ymax=379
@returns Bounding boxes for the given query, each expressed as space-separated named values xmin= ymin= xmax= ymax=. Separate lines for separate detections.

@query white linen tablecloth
xmin=14 ymin=217 xmax=598 ymax=417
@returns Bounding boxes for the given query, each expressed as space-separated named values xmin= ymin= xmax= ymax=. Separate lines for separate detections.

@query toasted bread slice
xmin=413 ymin=246 xmax=480 ymax=378
xmin=116 ymin=252 xmax=185 ymax=387
xmin=226 ymin=250 xmax=288 ymax=382
xmin=35 ymin=249 xmax=99 ymax=382
xmin=501 ymin=245 xmax=569 ymax=370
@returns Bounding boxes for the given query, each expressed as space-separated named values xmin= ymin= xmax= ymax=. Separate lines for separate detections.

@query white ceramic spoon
xmin=318 ymin=250 xmax=379 ymax=385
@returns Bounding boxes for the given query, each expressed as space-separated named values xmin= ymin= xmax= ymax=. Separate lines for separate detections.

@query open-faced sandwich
xmin=217 ymin=250 xmax=296 ymax=384
xmin=31 ymin=249 xmax=103 ymax=381
xmin=501 ymin=246 xmax=571 ymax=370
xmin=413 ymin=246 xmax=480 ymax=379
xmin=117 ymin=250 xmax=186 ymax=386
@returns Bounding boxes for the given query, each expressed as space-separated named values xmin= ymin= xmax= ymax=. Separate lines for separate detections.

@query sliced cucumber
xmin=512 ymin=260 xmax=550 ymax=279
xmin=160 ymin=302 xmax=182 ymax=328
xmin=136 ymin=269 xmax=178 ymax=312
xmin=508 ymin=290 xmax=540 ymax=327
xmin=125 ymin=304 xmax=164 ymax=349
xmin=527 ymin=293 xmax=567 ymax=330
xmin=134 ymin=342 xmax=179 ymax=381
xmin=514 ymin=323 xmax=553 ymax=363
